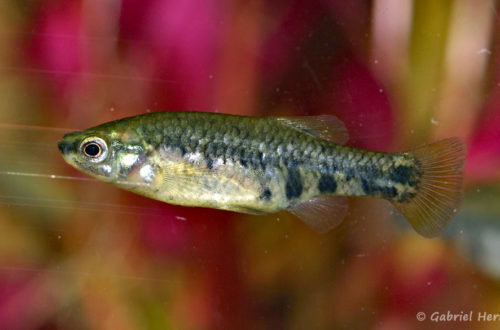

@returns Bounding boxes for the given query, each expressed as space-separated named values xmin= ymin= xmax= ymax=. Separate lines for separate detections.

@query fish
xmin=57 ymin=111 xmax=466 ymax=237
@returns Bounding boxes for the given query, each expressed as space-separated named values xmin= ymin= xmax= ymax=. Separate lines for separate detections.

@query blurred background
xmin=0 ymin=0 xmax=499 ymax=329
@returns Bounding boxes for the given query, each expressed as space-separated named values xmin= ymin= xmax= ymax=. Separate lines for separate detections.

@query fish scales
xmin=58 ymin=111 xmax=465 ymax=238
xmin=128 ymin=112 xmax=413 ymax=204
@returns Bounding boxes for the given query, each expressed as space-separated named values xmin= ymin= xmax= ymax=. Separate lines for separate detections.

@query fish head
xmin=57 ymin=129 xmax=145 ymax=183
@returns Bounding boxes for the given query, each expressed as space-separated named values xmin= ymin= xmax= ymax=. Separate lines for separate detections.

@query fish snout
xmin=57 ymin=140 xmax=72 ymax=155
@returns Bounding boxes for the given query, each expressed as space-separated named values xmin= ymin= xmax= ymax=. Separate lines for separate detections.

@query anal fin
xmin=288 ymin=196 xmax=348 ymax=233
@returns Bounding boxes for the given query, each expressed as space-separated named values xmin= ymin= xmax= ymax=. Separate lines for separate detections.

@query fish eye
xmin=80 ymin=137 xmax=108 ymax=162
xmin=84 ymin=143 xmax=101 ymax=157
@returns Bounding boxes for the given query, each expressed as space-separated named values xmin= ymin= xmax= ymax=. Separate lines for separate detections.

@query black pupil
xmin=84 ymin=143 xmax=101 ymax=157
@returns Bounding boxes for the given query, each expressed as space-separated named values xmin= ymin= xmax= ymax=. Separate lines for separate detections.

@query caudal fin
xmin=392 ymin=138 xmax=466 ymax=238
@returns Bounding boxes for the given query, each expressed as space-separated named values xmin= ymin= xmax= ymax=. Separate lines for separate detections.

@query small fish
xmin=57 ymin=111 xmax=465 ymax=237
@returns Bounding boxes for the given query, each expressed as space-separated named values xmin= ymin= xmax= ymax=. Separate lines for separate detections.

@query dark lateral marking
xmin=361 ymin=178 xmax=372 ymax=195
xmin=179 ymin=145 xmax=186 ymax=156
xmin=361 ymin=178 xmax=397 ymax=199
xmin=249 ymin=151 xmax=263 ymax=169
xmin=205 ymin=156 xmax=213 ymax=169
xmin=385 ymin=186 xmax=398 ymax=199
xmin=345 ymin=168 xmax=355 ymax=181
xmin=318 ymin=174 xmax=337 ymax=194
xmin=391 ymin=165 xmax=413 ymax=184
xmin=260 ymin=188 xmax=272 ymax=201
xmin=363 ymin=165 xmax=380 ymax=181
xmin=285 ymin=168 xmax=303 ymax=200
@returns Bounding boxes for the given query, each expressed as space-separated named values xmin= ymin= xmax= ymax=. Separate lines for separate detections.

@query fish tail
xmin=391 ymin=138 xmax=466 ymax=238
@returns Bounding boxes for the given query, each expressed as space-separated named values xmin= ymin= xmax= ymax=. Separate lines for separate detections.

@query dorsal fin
xmin=288 ymin=196 xmax=348 ymax=233
xmin=276 ymin=115 xmax=349 ymax=144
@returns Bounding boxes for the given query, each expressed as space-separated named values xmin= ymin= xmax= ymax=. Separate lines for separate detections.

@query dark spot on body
xmin=212 ymin=144 xmax=223 ymax=158
xmin=246 ymin=151 xmax=263 ymax=169
xmin=285 ymin=167 xmax=303 ymax=200
xmin=385 ymin=186 xmax=398 ymax=199
xmin=364 ymin=165 xmax=380 ymax=180
xmin=318 ymin=174 xmax=337 ymax=194
xmin=179 ymin=146 xmax=186 ymax=156
xmin=391 ymin=165 xmax=413 ymax=184
xmin=205 ymin=156 xmax=213 ymax=169
xmin=260 ymin=188 xmax=272 ymax=201
xmin=240 ymin=158 xmax=248 ymax=168
xmin=257 ymin=151 xmax=264 ymax=163
xmin=205 ymin=146 xmax=218 ymax=163
xmin=361 ymin=178 xmax=372 ymax=195
xmin=358 ymin=165 xmax=382 ymax=193
xmin=361 ymin=178 xmax=397 ymax=199
xmin=345 ymin=168 xmax=355 ymax=181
